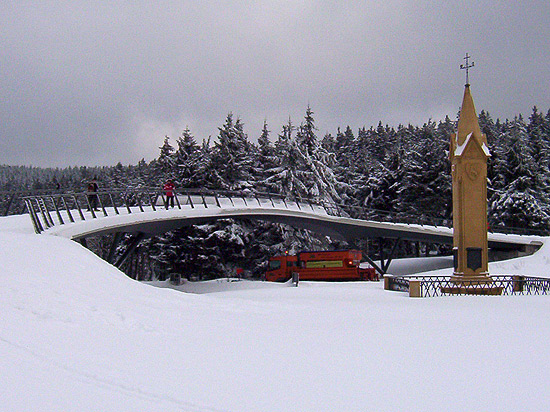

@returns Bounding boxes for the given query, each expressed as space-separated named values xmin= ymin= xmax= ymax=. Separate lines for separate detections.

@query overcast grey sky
xmin=1 ymin=1 xmax=549 ymax=167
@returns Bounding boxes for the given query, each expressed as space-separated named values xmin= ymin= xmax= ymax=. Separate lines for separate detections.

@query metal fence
xmin=18 ymin=187 xmax=550 ymax=237
xmin=385 ymin=274 xmax=550 ymax=297
xmin=22 ymin=188 xmax=334 ymax=234
xmin=1 ymin=189 xmax=67 ymax=216
xmin=336 ymin=202 xmax=550 ymax=237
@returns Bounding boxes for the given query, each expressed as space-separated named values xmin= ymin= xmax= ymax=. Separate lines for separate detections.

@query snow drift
xmin=1 ymin=215 xmax=550 ymax=411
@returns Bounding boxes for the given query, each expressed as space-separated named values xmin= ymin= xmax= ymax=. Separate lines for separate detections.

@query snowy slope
xmin=1 ymin=215 xmax=550 ymax=412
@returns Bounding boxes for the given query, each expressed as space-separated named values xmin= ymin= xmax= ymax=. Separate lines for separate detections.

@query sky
xmin=1 ymin=1 xmax=549 ymax=168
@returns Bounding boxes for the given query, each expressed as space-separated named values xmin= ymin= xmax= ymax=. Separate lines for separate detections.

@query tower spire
xmin=456 ymin=83 xmax=483 ymax=145
xmin=450 ymin=55 xmax=491 ymax=284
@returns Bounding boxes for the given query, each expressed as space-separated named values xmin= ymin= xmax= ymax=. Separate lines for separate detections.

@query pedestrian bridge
xmin=23 ymin=188 xmax=545 ymax=275
xmin=24 ymin=188 xmax=542 ymax=250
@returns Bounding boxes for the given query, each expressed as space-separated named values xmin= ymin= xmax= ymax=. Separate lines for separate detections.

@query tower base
xmin=444 ymin=273 xmax=502 ymax=295
xmin=451 ymin=272 xmax=492 ymax=284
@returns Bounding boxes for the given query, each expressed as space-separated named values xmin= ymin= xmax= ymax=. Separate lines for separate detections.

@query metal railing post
xmin=97 ymin=193 xmax=108 ymax=217
xmin=50 ymin=196 xmax=64 ymax=225
xmin=73 ymin=195 xmax=86 ymax=221
xmin=109 ymin=193 xmax=119 ymax=215
xmin=3 ymin=193 xmax=16 ymax=216
xmin=137 ymin=192 xmax=145 ymax=212
xmin=46 ymin=197 xmax=56 ymax=227
xmin=37 ymin=198 xmax=52 ymax=229
xmin=123 ymin=194 xmax=132 ymax=214
xmin=61 ymin=196 xmax=75 ymax=223
xmin=25 ymin=199 xmax=43 ymax=234
xmin=149 ymin=192 xmax=157 ymax=211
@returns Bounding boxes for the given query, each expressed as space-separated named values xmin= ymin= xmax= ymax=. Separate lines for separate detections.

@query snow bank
xmin=2 ymin=215 xmax=550 ymax=411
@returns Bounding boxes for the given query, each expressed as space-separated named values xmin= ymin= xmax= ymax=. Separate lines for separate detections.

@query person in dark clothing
xmin=163 ymin=180 xmax=175 ymax=209
xmin=87 ymin=178 xmax=99 ymax=211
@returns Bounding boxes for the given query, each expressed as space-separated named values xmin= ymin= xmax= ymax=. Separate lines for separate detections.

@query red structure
xmin=266 ymin=250 xmax=378 ymax=282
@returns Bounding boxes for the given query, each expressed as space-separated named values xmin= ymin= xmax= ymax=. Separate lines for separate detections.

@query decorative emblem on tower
xmin=466 ymin=163 xmax=480 ymax=181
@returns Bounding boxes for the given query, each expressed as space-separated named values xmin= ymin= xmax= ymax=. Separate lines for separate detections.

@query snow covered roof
xmin=454 ymin=132 xmax=491 ymax=157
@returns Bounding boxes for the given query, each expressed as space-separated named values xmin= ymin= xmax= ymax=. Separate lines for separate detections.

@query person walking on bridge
xmin=163 ymin=179 xmax=176 ymax=209
xmin=87 ymin=177 xmax=99 ymax=211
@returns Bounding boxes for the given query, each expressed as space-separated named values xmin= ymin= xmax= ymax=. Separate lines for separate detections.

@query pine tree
xmin=255 ymin=120 xmax=280 ymax=194
xmin=333 ymin=126 xmax=361 ymax=204
xmin=478 ymin=110 xmax=499 ymax=147
xmin=527 ymin=107 xmax=549 ymax=164
xmin=193 ymin=138 xmax=215 ymax=189
xmin=261 ymin=118 xmax=305 ymax=196
xmin=174 ymin=127 xmax=201 ymax=188
xmin=151 ymin=136 xmax=176 ymax=183
xmin=296 ymin=105 xmax=317 ymax=156
xmin=362 ymin=134 xmax=404 ymax=216
xmin=489 ymin=115 xmax=550 ymax=229
xmin=395 ymin=121 xmax=451 ymax=221
xmin=210 ymin=114 xmax=256 ymax=191
xmin=321 ymin=132 xmax=336 ymax=152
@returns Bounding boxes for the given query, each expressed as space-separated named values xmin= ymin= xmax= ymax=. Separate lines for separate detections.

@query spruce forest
xmin=2 ymin=106 xmax=550 ymax=280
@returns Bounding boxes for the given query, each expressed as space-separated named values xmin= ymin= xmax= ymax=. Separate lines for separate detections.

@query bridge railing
xmin=22 ymin=188 xmax=332 ymax=234
xmin=20 ymin=188 xmax=550 ymax=237
xmin=333 ymin=203 xmax=452 ymax=228
xmin=333 ymin=202 xmax=550 ymax=237
xmin=1 ymin=189 xmax=69 ymax=216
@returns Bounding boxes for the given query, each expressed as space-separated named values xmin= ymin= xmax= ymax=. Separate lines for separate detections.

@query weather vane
xmin=460 ymin=53 xmax=474 ymax=86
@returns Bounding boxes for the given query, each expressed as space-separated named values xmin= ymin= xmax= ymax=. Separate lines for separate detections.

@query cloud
xmin=1 ymin=1 xmax=549 ymax=167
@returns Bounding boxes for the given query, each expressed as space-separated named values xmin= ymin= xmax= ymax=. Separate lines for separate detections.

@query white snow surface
xmin=2 ymin=214 xmax=550 ymax=411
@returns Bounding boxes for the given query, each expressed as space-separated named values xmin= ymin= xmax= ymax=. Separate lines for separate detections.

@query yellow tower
xmin=449 ymin=55 xmax=491 ymax=283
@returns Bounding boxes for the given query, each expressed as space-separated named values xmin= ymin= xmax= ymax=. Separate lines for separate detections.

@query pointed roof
xmin=455 ymin=132 xmax=491 ymax=158
xmin=452 ymin=84 xmax=489 ymax=159
xmin=456 ymin=85 xmax=484 ymax=146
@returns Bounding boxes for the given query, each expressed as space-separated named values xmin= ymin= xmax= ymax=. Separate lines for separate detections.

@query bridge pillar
xmin=114 ymin=232 xmax=145 ymax=268
xmin=361 ymin=237 xmax=401 ymax=277
xmin=106 ymin=232 xmax=123 ymax=264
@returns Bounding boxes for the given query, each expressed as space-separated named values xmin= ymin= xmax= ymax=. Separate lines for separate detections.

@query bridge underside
xmin=75 ymin=212 xmax=536 ymax=276
xmin=25 ymin=190 xmax=542 ymax=277
xmin=71 ymin=212 xmax=524 ymax=251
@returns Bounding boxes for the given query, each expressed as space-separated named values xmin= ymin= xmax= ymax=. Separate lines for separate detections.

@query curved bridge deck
xmin=23 ymin=189 xmax=543 ymax=252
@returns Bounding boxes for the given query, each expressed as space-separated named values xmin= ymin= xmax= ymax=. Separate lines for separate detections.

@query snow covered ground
xmin=2 ymin=214 xmax=550 ymax=412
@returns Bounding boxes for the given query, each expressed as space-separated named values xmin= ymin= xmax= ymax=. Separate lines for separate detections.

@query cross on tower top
xmin=460 ymin=53 xmax=475 ymax=86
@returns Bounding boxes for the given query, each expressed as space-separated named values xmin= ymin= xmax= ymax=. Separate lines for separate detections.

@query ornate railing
xmin=385 ymin=274 xmax=550 ymax=297
xmin=22 ymin=188 xmax=335 ymax=234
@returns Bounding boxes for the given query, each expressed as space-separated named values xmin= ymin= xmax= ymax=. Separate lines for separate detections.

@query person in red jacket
xmin=163 ymin=180 xmax=175 ymax=209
